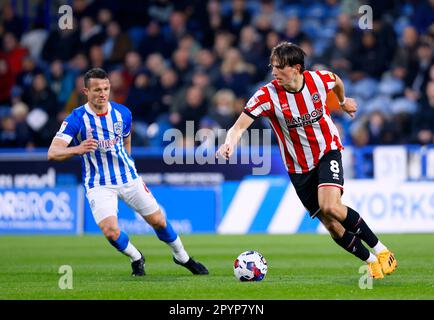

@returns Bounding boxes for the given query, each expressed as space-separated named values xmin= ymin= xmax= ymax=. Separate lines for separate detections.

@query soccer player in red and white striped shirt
xmin=217 ymin=42 xmax=397 ymax=279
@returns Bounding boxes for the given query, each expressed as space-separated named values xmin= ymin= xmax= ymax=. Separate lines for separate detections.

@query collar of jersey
xmin=283 ymin=74 xmax=306 ymax=94
xmin=84 ymin=102 xmax=112 ymax=117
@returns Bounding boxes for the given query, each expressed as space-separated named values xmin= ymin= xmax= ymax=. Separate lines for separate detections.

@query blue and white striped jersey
xmin=55 ymin=101 xmax=138 ymax=190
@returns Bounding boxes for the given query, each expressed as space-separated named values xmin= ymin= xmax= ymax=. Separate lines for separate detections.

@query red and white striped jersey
xmin=244 ymin=70 xmax=343 ymax=174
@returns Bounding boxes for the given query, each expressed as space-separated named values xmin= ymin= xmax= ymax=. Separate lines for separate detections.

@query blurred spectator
xmin=238 ymin=25 xmax=264 ymax=82
xmin=299 ymin=39 xmax=321 ymax=71
xmin=163 ymin=11 xmax=189 ymax=57
xmin=322 ymin=31 xmax=352 ymax=78
xmin=373 ymin=21 xmax=397 ymax=64
xmin=68 ymin=52 xmax=90 ymax=76
xmin=101 ymin=21 xmax=133 ymax=66
xmin=172 ymin=69 xmax=216 ymax=115
xmin=365 ymin=110 xmax=396 ymax=145
xmin=171 ymin=47 xmax=194 ymax=86
xmin=282 ymin=16 xmax=309 ymax=45
xmin=46 ymin=60 xmax=75 ymax=107
xmin=412 ymin=81 xmax=434 ymax=145
xmin=194 ymin=48 xmax=220 ymax=84
xmin=64 ymin=75 xmax=87 ymax=114
xmin=15 ymin=55 xmax=42 ymax=96
xmin=170 ymin=85 xmax=207 ymax=133
xmin=6 ymin=101 xmax=32 ymax=148
xmin=145 ymin=53 xmax=167 ymax=85
xmin=72 ymin=0 xmax=95 ymax=22
xmin=126 ymin=71 xmax=158 ymax=145
xmin=403 ymin=41 xmax=433 ymax=102
xmin=178 ymin=33 xmax=201 ymax=62
xmin=89 ymin=45 xmax=108 ymax=70
xmin=108 ymin=70 xmax=128 ymax=105
xmin=22 ymin=73 xmax=58 ymax=115
xmin=0 ymin=32 xmax=29 ymax=103
xmin=121 ymin=51 xmax=144 ymax=89
xmin=213 ymin=31 xmax=235 ymax=64
xmin=222 ymin=0 xmax=252 ymax=42
xmin=42 ymin=26 xmax=80 ymax=63
xmin=412 ymin=0 xmax=434 ymax=34
xmin=0 ymin=115 xmax=20 ymax=147
xmin=350 ymin=31 xmax=388 ymax=80
xmin=199 ymin=0 xmax=224 ymax=48
xmin=78 ymin=16 xmax=105 ymax=55
xmin=391 ymin=26 xmax=420 ymax=82
xmin=20 ymin=23 xmax=48 ymax=62
xmin=1 ymin=3 xmax=23 ymax=38
xmin=156 ymin=67 xmax=180 ymax=115
xmin=127 ymin=70 xmax=158 ymax=124
xmin=336 ymin=12 xmax=361 ymax=51
xmin=207 ymin=89 xmax=237 ymax=130
xmin=97 ymin=8 xmax=113 ymax=30
xmin=252 ymin=0 xmax=286 ymax=34
xmin=138 ymin=20 xmax=169 ymax=60
xmin=215 ymin=47 xmax=254 ymax=97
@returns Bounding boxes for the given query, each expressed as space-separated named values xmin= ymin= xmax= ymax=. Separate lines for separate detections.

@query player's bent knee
xmin=100 ymin=225 xmax=120 ymax=240
xmin=144 ymin=209 xmax=166 ymax=229
xmin=319 ymin=203 xmax=337 ymax=217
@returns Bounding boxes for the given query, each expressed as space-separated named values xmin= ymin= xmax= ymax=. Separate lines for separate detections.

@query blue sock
xmin=109 ymin=231 xmax=129 ymax=251
xmin=154 ymin=221 xmax=177 ymax=243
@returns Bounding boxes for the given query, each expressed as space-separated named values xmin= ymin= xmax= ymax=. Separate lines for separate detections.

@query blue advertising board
xmin=83 ymin=185 xmax=218 ymax=234
xmin=0 ymin=186 xmax=82 ymax=234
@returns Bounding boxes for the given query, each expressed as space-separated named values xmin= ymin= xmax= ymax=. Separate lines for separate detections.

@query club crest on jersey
xmin=113 ymin=121 xmax=123 ymax=136
xmin=311 ymin=92 xmax=320 ymax=103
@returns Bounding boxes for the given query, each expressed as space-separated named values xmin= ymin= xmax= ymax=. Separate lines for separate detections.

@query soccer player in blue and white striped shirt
xmin=48 ymin=68 xmax=208 ymax=276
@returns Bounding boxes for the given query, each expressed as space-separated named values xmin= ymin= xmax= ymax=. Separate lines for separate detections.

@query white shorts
xmin=86 ymin=177 xmax=160 ymax=224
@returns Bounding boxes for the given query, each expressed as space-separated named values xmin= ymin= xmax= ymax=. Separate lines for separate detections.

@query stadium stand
xmin=0 ymin=0 xmax=433 ymax=149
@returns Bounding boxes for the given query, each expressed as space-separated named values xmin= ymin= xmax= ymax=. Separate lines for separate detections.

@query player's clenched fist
xmin=216 ymin=143 xmax=234 ymax=160
xmin=341 ymin=97 xmax=357 ymax=118
xmin=78 ymin=137 xmax=99 ymax=154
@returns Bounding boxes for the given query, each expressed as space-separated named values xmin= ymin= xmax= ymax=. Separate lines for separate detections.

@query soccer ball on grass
xmin=233 ymin=250 xmax=268 ymax=282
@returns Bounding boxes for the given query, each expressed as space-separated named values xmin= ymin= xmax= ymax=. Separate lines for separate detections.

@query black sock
xmin=333 ymin=230 xmax=370 ymax=261
xmin=342 ymin=207 xmax=379 ymax=248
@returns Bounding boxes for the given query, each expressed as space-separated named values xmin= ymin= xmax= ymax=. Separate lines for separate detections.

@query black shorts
xmin=288 ymin=150 xmax=344 ymax=218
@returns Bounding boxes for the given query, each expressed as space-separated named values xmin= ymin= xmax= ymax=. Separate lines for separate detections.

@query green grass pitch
xmin=0 ymin=234 xmax=433 ymax=300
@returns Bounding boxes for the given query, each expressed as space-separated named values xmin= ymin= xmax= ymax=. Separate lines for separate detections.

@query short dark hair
xmin=84 ymin=68 xmax=108 ymax=88
xmin=270 ymin=42 xmax=306 ymax=72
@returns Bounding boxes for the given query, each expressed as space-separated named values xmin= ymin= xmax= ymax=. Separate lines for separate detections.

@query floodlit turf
xmin=0 ymin=234 xmax=433 ymax=300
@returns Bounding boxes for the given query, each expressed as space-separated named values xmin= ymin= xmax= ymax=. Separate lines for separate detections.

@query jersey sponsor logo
xmin=311 ymin=92 xmax=320 ymax=103
xmin=98 ymin=136 xmax=121 ymax=150
xmin=113 ymin=121 xmax=123 ymax=136
xmin=285 ymin=108 xmax=324 ymax=128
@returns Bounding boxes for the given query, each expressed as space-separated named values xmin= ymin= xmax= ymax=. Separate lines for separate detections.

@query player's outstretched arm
xmin=332 ymin=74 xmax=357 ymax=119
xmin=47 ymin=137 xmax=98 ymax=161
xmin=216 ymin=112 xmax=255 ymax=160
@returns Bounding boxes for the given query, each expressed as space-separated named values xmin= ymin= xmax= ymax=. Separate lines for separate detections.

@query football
xmin=233 ymin=250 xmax=268 ymax=282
